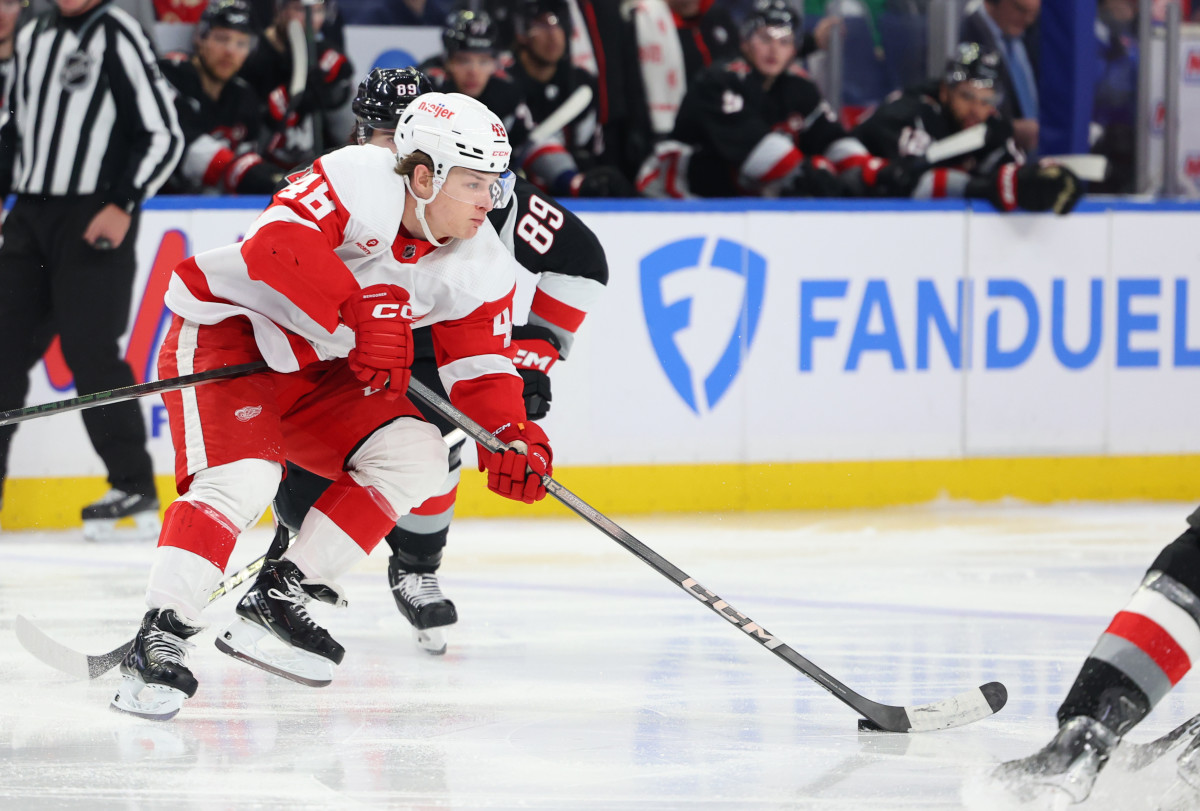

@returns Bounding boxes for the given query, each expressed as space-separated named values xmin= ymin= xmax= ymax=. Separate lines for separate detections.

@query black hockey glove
xmin=868 ymin=155 xmax=928 ymax=197
xmin=967 ymin=161 xmax=1083 ymax=215
xmin=570 ymin=165 xmax=637 ymax=198
xmin=974 ymin=115 xmax=1017 ymax=157
xmin=784 ymin=157 xmax=848 ymax=198
xmin=511 ymin=324 xmax=563 ymax=421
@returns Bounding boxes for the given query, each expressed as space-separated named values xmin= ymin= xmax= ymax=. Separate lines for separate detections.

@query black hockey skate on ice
xmin=110 ymin=607 xmax=202 ymax=721
xmin=215 ymin=558 xmax=346 ymax=686
xmin=993 ymin=716 xmax=1120 ymax=804
xmin=389 ymin=552 xmax=457 ymax=655
xmin=81 ymin=488 xmax=160 ymax=541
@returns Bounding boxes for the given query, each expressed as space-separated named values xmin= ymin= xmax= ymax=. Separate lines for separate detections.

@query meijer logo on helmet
xmin=416 ymin=100 xmax=454 ymax=119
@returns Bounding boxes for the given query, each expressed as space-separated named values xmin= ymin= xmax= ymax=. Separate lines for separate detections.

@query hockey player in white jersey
xmin=111 ymin=92 xmax=554 ymax=720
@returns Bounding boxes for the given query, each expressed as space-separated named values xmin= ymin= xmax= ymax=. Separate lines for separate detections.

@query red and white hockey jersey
xmin=164 ymin=143 xmax=528 ymax=433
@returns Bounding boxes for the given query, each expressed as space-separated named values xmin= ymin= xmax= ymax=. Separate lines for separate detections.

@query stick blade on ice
xmin=15 ymin=614 xmax=130 ymax=680
xmin=859 ymin=681 xmax=1007 ymax=732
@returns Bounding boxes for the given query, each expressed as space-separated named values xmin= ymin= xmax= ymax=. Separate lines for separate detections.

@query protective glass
xmin=434 ymin=167 xmax=515 ymax=210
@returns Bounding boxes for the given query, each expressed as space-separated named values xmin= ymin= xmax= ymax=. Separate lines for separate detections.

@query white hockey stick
xmin=923 ymin=122 xmax=987 ymax=165
xmin=526 ymin=84 xmax=593 ymax=145
xmin=286 ymin=19 xmax=307 ymax=99
xmin=1042 ymin=154 xmax=1108 ymax=182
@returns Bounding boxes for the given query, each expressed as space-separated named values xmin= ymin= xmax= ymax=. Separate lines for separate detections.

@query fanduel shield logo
xmin=640 ymin=237 xmax=765 ymax=414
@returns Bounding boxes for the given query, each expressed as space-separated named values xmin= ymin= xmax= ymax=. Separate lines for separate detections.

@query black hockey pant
xmin=0 ymin=194 xmax=155 ymax=500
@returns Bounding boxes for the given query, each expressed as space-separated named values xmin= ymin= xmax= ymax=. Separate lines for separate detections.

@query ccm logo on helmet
xmin=371 ymin=303 xmax=414 ymax=319
xmin=416 ymin=99 xmax=455 ymax=119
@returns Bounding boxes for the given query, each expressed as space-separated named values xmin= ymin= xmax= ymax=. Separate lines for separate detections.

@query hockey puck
xmin=858 ymin=718 xmax=885 ymax=732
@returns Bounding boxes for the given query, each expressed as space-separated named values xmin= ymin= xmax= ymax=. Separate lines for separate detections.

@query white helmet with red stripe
xmin=394 ymin=91 xmax=512 ymax=179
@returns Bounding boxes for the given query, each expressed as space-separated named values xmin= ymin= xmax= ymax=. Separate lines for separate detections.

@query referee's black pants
xmin=0 ymin=193 xmax=155 ymax=503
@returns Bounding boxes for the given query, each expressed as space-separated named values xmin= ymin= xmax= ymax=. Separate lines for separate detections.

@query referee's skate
xmin=81 ymin=489 xmax=160 ymax=542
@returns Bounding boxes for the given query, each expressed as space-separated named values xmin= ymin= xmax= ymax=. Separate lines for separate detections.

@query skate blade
xmin=83 ymin=512 xmax=160 ymax=542
xmin=215 ymin=618 xmax=335 ymax=687
xmin=110 ymin=673 xmax=186 ymax=721
xmin=413 ymin=626 xmax=447 ymax=656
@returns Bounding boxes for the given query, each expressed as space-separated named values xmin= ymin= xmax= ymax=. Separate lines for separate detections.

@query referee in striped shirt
xmin=0 ymin=0 xmax=182 ymax=529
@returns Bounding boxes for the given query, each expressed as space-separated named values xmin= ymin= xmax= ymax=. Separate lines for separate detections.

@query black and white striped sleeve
xmin=105 ymin=10 xmax=183 ymax=207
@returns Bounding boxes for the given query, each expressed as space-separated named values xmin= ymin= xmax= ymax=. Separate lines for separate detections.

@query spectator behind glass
xmin=419 ymin=11 xmax=534 ymax=157
xmin=238 ymin=0 xmax=355 ymax=171
xmin=245 ymin=0 xmax=343 ymax=51
xmin=638 ymin=0 xmax=864 ymax=199
xmin=851 ymin=42 xmax=1081 ymax=214
xmin=960 ymin=0 xmax=1041 ymax=153
xmin=161 ymin=0 xmax=285 ymax=194
xmin=508 ymin=0 xmax=634 ymax=197
xmin=337 ymin=0 xmax=447 ymax=25
xmin=1092 ymin=0 xmax=1137 ymax=193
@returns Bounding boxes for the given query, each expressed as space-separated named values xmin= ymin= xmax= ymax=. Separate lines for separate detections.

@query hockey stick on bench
xmin=406 ymin=377 xmax=1007 ymax=733
xmin=15 ymin=524 xmax=291 ymax=679
xmin=0 ymin=361 xmax=270 ymax=427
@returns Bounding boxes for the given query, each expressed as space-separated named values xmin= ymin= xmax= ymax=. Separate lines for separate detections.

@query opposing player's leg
xmin=219 ymin=361 xmax=448 ymax=683
xmin=995 ymin=506 xmax=1200 ymax=803
xmin=386 ymin=439 xmax=461 ymax=655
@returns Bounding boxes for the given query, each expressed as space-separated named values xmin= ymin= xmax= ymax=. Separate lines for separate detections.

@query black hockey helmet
xmin=739 ymin=0 xmax=801 ymax=41
xmin=513 ymin=0 xmax=569 ymax=37
xmin=197 ymin=0 xmax=254 ymax=38
xmin=442 ymin=9 xmax=499 ymax=57
xmin=352 ymin=67 xmax=432 ymax=143
xmin=944 ymin=42 xmax=1002 ymax=89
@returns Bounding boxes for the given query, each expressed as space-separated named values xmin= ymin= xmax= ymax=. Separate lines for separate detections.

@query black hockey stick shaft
xmin=406 ymin=378 xmax=1006 ymax=733
xmin=0 ymin=361 xmax=270 ymax=427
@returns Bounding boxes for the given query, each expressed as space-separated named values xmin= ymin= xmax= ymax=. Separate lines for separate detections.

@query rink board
xmin=3 ymin=198 xmax=1198 ymax=527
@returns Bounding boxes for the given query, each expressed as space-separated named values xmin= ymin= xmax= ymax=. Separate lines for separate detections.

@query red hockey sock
xmin=311 ymin=472 xmax=399 ymax=554
xmin=158 ymin=500 xmax=240 ymax=569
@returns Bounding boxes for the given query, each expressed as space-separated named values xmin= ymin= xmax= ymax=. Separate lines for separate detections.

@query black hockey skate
xmin=82 ymin=488 xmax=160 ymax=542
xmin=389 ymin=552 xmax=457 ymax=655
xmin=110 ymin=607 xmax=203 ymax=721
xmin=215 ymin=558 xmax=346 ymax=686
xmin=993 ymin=716 xmax=1120 ymax=804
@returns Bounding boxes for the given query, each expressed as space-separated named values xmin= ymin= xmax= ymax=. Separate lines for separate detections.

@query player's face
xmin=742 ymin=26 xmax=797 ymax=79
xmin=196 ymin=28 xmax=252 ymax=82
xmin=944 ymin=82 xmax=998 ymax=130
xmin=367 ymin=126 xmax=396 ymax=149
xmin=446 ymin=51 xmax=496 ymax=99
xmin=0 ymin=0 xmax=23 ymax=41
xmin=523 ymin=14 xmax=566 ymax=64
xmin=423 ymin=167 xmax=501 ymax=240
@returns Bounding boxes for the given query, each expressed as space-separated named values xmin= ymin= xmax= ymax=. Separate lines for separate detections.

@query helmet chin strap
xmin=402 ymin=175 xmax=453 ymax=247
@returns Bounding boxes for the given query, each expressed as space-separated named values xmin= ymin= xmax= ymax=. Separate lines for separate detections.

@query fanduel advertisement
xmin=7 ymin=203 xmax=1200 ymax=479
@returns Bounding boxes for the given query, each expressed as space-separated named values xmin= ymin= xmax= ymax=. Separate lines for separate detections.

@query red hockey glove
xmin=340 ymin=284 xmax=414 ymax=400
xmin=479 ymin=421 xmax=553 ymax=504
xmin=511 ymin=324 xmax=563 ymax=420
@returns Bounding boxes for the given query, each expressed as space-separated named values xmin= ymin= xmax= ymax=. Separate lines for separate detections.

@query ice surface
xmin=2 ymin=501 xmax=1198 ymax=809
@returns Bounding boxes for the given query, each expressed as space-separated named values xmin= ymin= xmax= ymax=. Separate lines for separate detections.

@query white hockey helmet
xmin=394 ymin=91 xmax=512 ymax=178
